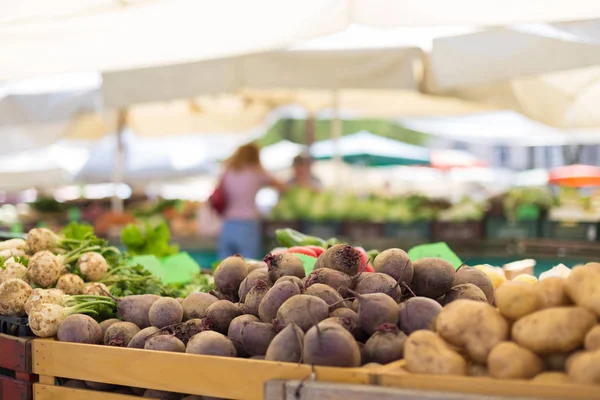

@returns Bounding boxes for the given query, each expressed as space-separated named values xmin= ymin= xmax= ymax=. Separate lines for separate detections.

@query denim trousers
xmin=218 ymin=219 xmax=262 ymax=260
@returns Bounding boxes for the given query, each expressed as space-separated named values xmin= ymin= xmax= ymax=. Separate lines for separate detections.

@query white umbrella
xmin=260 ymin=140 xmax=306 ymax=171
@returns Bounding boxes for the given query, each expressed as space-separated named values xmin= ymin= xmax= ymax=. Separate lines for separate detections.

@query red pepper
xmin=304 ymin=245 xmax=325 ymax=257
xmin=355 ymin=247 xmax=375 ymax=272
xmin=287 ymin=246 xmax=318 ymax=258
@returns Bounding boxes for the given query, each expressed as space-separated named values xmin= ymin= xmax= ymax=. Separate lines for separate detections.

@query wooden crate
xmin=32 ymin=340 xmax=373 ymax=400
xmin=0 ymin=334 xmax=36 ymax=400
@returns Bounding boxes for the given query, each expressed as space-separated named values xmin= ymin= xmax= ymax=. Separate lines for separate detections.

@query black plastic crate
xmin=385 ymin=222 xmax=432 ymax=240
xmin=541 ymin=221 xmax=598 ymax=241
xmin=0 ymin=315 xmax=33 ymax=337
xmin=485 ymin=218 xmax=540 ymax=239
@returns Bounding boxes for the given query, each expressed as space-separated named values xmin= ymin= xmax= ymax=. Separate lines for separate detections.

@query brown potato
xmin=533 ymin=372 xmax=570 ymax=384
xmin=584 ymin=325 xmax=600 ymax=351
xmin=567 ymin=350 xmax=600 ymax=385
xmin=487 ymin=341 xmax=544 ymax=380
xmin=567 ymin=264 xmax=600 ymax=316
xmin=565 ymin=351 xmax=585 ymax=372
xmin=535 ymin=277 xmax=571 ymax=309
xmin=404 ymin=330 xmax=467 ymax=376
xmin=495 ymin=281 xmax=540 ymax=320
xmin=512 ymin=307 xmax=597 ymax=355
xmin=436 ymin=300 xmax=509 ymax=364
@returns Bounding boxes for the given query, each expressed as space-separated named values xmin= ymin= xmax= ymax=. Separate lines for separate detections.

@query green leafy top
xmin=121 ymin=221 xmax=179 ymax=258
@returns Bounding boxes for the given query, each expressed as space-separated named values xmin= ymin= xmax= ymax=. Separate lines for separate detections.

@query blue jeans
xmin=218 ymin=219 xmax=262 ymax=261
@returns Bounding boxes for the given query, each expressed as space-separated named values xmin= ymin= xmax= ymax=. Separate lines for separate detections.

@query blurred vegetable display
xmin=121 ymin=221 xmax=179 ymax=258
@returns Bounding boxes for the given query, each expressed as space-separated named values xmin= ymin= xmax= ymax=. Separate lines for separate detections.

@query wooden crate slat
xmin=0 ymin=334 xmax=32 ymax=373
xmin=0 ymin=374 xmax=32 ymax=400
xmin=378 ymin=371 xmax=599 ymax=400
xmin=32 ymin=340 xmax=371 ymax=400
xmin=34 ymin=384 xmax=139 ymax=400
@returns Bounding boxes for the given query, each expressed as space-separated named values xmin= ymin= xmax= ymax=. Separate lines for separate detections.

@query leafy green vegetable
xmin=102 ymin=263 xmax=182 ymax=298
xmin=121 ymin=221 xmax=179 ymax=258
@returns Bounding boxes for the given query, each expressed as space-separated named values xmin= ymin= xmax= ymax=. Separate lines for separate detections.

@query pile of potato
xmin=403 ymin=262 xmax=600 ymax=385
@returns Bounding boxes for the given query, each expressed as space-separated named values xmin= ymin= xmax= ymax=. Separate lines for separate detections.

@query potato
xmin=512 ymin=307 xmax=597 ymax=355
xmin=565 ymin=351 xmax=585 ymax=372
xmin=534 ymin=277 xmax=571 ymax=309
xmin=404 ymin=330 xmax=467 ymax=376
xmin=567 ymin=264 xmax=600 ymax=316
xmin=467 ymin=363 xmax=488 ymax=377
xmin=567 ymin=350 xmax=600 ymax=385
xmin=436 ymin=300 xmax=509 ymax=364
xmin=533 ymin=372 xmax=570 ymax=383
xmin=584 ymin=325 xmax=600 ymax=351
xmin=453 ymin=267 xmax=495 ymax=304
xmin=495 ymin=281 xmax=540 ymax=320
xmin=487 ymin=342 xmax=544 ymax=380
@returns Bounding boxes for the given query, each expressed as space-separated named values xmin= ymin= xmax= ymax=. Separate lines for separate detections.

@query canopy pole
xmin=111 ymin=109 xmax=126 ymax=213
xmin=331 ymin=89 xmax=342 ymax=188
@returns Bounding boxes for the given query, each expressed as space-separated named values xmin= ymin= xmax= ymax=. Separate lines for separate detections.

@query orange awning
xmin=548 ymin=164 xmax=600 ymax=187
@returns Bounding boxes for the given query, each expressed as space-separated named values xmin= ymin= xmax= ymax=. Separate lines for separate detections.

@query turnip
xmin=243 ymin=280 xmax=270 ymax=317
xmin=214 ymin=255 xmax=248 ymax=299
xmin=304 ymin=268 xmax=352 ymax=291
xmin=258 ymin=280 xmax=301 ymax=323
xmin=56 ymin=273 xmax=85 ymax=295
xmin=24 ymin=288 xmax=65 ymax=314
xmin=57 ymin=314 xmax=103 ymax=344
xmin=99 ymin=318 xmax=121 ymax=337
xmin=411 ymin=258 xmax=456 ymax=299
xmin=398 ymin=296 xmax=443 ymax=335
xmin=305 ymin=283 xmax=347 ymax=310
xmin=363 ymin=323 xmax=407 ymax=364
xmin=108 ymin=293 xmax=160 ymax=328
xmin=145 ymin=335 xmax=186 ymax=352
xmin=149 ymin=297 xmax=183 ymax=329
xmin=274 ymin=276 xmax=304 ymax=292
xmin=240 ymin=321 xmax=276 ymax=356
xmin=186 ymin=331 xmax=237 ymax=357
xmin=342 ymin=289 xmax=399 ymax=335
xmin=273 ymin=295 xmax=329 ymax=332
xmin=128 ymin=326 xmax=160 ymax=349
xmin=0 ymin=278 xmax=32 ymax=316
xmin=373 ymin=248 xmax=413 ymax=284
xmin=264 ymin=253 xmax=305 ymax=282
xmin=303 ymin=321 xmax=361 ymax=367
xmin=265 ymin=323 xmax=304 ymax=363
xmin=82 ymin=282 xmax=110 ymax=296
xmin=205 ymin=300 xmax=243 ymax=334
xmin=0 ymin=260 xmax=27 ymax=283
xmin=27 ymin=251 xmax=62 ymax=288
xmin=355 ymin=273 xmax=402 ymax=303
xmin=228 ymin=314 xmax=260 ymax=357
xmin=238 ymin=269 xmax=270 ymax=302
xmin=26 ymin=228 xmax=58 ymax=253
xmin=77 ymin=252 xmax=109 ymax=282
xmin=29 ymin=299 xmax=115 ymax=338
xmin=104 ymin=321 xmax=140 ymax=346
xmin=181 ymin=292 xmax=218 ymax=320
xmin=320 ymin=244 xmax=361 ymax=276
xmin=142 ymin=389 xmax=182 ymax=399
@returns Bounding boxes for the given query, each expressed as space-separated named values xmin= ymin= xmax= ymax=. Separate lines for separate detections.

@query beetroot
xmin=454 ymin=266 xmax=495 ymax=304
xmin=411 ymin=258 xmax=455 ymax=299
xmin=128 ymin=326 xmax=160 ymax=349
xmin=99 ymin=318 xmax=121 ymax=337
xmin=265 ymin=323 xmax=304 ymax=363
xmin=265 ymin=253 xmax=305 ymax=282
xmin=104 ymin=322 xmax=140 ymax=347
xmin=148 ymin=297 xmax=183 ymax=329
xmin=305 ymin=283 xmax=347 ymax=310
xmin=274 ymin=295 xmax=329 ymax=332
xmin=320 ymin=244 xmax=361 ymax=276
xmin=258 ymin=281 xmax=301 ymax=323
xmin=227 ymin=314 xmax=260 ymax=357
xmin=113 ymin=294 xmax=160 ymax=329
xmin=181 ymin=292 xmax=218 ymax=320
xmin=343 ymin=289 xmax=399 ymax=335
xmin=57 ymin=314 xmax=102 ymax=344
xmin=145 ymin=335 xmax=186 ymax=352
xmin=398 ymin=296 xmax=442 ymax=335
xmin=443 ymin=283 xmax=487 ymax=305
xmin=304 ymin=268 xmax=352 ymax=291
xmin=363 ymin=323 xmax=407 ymax=364
xmin=151 ymin=318 xmax=212 ymax=345
xmin=324 ymin=311 xmax=367 ymax=342
xmin=205 ymin=300 xmax=243 ymax=334
xmin=373 ymin=248 xmax=413 ymax=284
xmin=186 ymin=331 xmax=237 ymax=357
xmin=240 ymin=321 xmax=276 ymax=356
xmin=238 ymin=269 xmax=271 ymax=302
xmin=355 ymin=273 xmax=402 ymax=303
xmin=274 ymin=276 xmax=304 ymax=292
xmin=303 ymin=321 xmax=361 ymax=367
xmin=243 ymin=280 xmax=270 ymax=317
xmin=246 ymin=260 xmax=267 ymax=273
xmin=214 ymin=255 xmax=248 ymax=299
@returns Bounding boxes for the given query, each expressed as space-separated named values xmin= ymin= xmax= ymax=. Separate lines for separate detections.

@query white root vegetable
xmin=0 ymin=262 xmax=27 ymax=283
xmin=56 ymin=274 xmax=85 ymax=295
xmin=24 ymin=288 xmax=65 ymax=314
xmin=0 ymin=279 xmax=33 ymax=316
xmin=0 ymin=238 xmax=27 ymax=252
xmin=26 ymin=251 xmax=62 ymax=288
xmin=26 ymin=228 xmax=58 ymax=253
xmin=82 ymin=282 xmax=110 ymax=296
xmin=28 ymin=300 xmax=115 ymax=338
xmin=77 ymin=252 xmax=109 ymax=282
xmin=0 ymin=248 xmax=25 ymax=259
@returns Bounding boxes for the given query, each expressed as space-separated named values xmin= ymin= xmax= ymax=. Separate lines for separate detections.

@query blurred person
xmin=217 ymin=143 xmax=284 ymax=260
xmin=288 ymin=153 xmax=322 ymax=190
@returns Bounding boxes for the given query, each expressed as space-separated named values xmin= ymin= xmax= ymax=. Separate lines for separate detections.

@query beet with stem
xmin=398 ymin=296 xmax=442 ymax=335
xmin=355 ymin=273 xmax=402 ymax=303
xmin=185 ymin=331 xmax=237 ymax=357
xmin=148 ymin=297 xmax=183 ymax=329
xmin=110 ymin=293 xmax=160 ymax=329
xmin=240 ymin=321 xmax=277 ymax=356
xmin=258 ymin=280 xmax=301 ymax=323
xmin=238 ymin=269 xmax=271 ymax=302
xmin=227 ymin=314 xmax=260 ymax=357
xmin=303 ymin=321 xmax=361 ymax=367
xmin=264 ymin=253 xmax=305 ymax=282
xmin=144 ymin=335 xmax=186 ymax=352
xmin=443 ymin=283 xmax=487 ymax=305
xmin=343 ymin=289 xmax=399 ymax=335
xmin=411 ymin=258 xmax=456 ymax=299
xmin=128 ymin=327 xmax=160 ymax=349
xmin=265 ymin=323 xmax=304 ymax=363
xmin=181 ymin=292 xmax=218 ymax=320
xmin=305 ymin=283 xmax=347 ymax=310
xmin=304 ymin=268 xmax=353 ymax=291
xmin=57 ymin=314 xmax=103 ymax=344
xmin=363 ymin=323 xmax=407 ymax=364
xmin=104 ymin=322 xmax=140 ymax=347
xmin=373 ymin=248 xmax=413 ymax=284
xmin=320 ymin=244 xmax=361 ymax=276
xmin=243 ymin=280 xmax=270 ymax=317
xmin=213 ymin=255 xmax=248 ymax=299
xmin=453 ymin=266 xmax=495 ymax=304
xmin=274 ymin=295 xmax=329 ymax=332
xmin=99 ymin=318 xmax=121 ymax=337
xmin=274 ymin=276 xmax=304 ymax=292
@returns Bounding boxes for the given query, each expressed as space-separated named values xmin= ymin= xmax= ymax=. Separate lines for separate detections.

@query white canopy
xmin=3 ymin=0 xmax=600 ymax=81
